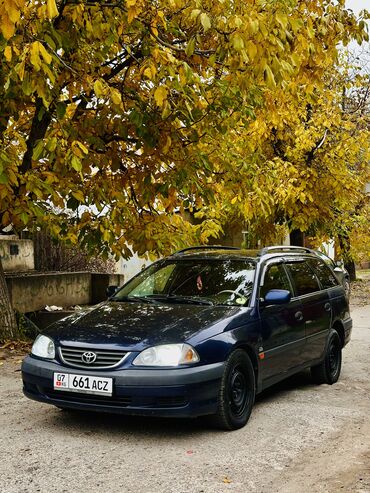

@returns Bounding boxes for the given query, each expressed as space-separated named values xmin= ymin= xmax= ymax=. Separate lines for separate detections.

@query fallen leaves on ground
xmin=351 ymin=279 xmax=370 ymax=308
xmin=0 ymin=340 xmax=32 ymax=363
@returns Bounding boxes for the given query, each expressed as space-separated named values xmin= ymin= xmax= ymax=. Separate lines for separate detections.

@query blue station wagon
xmin=22 ymin=246 xmax=352 ymax=430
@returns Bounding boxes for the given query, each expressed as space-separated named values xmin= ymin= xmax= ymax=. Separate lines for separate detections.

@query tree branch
xmin=20 ymin=98 xmax=53 ymax=174
xmin=149 ymin=28 xmax=215 ymax=57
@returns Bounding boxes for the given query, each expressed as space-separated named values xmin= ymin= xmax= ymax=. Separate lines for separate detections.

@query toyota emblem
xmin=81 ymin=351 xmax=97 ymax=364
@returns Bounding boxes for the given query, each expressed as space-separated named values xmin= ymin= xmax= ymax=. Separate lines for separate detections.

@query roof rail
xmin=260 ymin=245 xmax=313 ymax=255
xmin=172 ymin=246 xmax=241 ymax=256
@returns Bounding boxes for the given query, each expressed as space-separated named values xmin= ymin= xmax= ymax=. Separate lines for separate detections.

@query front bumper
xmin=22 ymin=356 xmax=224 ymax=418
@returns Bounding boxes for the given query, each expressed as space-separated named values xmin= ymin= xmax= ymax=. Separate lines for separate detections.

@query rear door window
xmin=286 ymin=261 xmax=321 ymax=296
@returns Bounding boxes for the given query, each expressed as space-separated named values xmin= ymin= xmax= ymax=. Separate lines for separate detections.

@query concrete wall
xmin=6 ymin=272 xmax=91 ymax=313
xmin=0 ymin=238 xmax=34 ymax=271
xmin=5 ymin=271 xmax=126 ymax=313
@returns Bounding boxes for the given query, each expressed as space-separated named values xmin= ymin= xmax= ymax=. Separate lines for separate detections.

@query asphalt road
xmin=1 ymin=305 xmax=369 ymax=493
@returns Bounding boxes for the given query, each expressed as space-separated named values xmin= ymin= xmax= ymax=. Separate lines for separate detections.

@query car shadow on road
xmin=52 ymin=408 xmax=210 ymax=437
xmin=41 ymin=371 xmax=316 ymax=437
xmin=255 ymin=369 xmax=316 ymax=404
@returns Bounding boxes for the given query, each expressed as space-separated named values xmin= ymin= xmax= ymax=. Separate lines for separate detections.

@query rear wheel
xmin=311 ymin=330 xmax=342 ymax=385
xmin=212 ymin=349 xmax=255 ymax=430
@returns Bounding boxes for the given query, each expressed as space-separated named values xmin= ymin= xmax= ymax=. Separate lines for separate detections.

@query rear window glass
xmin=307 ymin=259 xmax=338 ymax=289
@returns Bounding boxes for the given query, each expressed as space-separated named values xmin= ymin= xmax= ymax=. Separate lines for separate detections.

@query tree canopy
xmin=202 ymin=56 xmax=370 ymax=245
xmin=1 ymin=0 xmax=368 ymax=259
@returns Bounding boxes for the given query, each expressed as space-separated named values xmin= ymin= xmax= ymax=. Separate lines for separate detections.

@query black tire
xmin=311 ymin=330 xmax=342 ymax=385
xmin=212 ymin=349 xmax=256 ymax=430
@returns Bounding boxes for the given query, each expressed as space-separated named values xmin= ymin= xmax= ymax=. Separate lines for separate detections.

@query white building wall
xmin=0 ymin=238 xmax=35 ymax=271
xmin=114 ymin=253 xmax=152 ymax=282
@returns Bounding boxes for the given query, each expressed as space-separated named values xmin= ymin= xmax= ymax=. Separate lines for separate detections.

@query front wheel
xmin=212 ymin=349 xmax=256 ymax=430
xmin=311 ymin=330 xmax=342 ymax=385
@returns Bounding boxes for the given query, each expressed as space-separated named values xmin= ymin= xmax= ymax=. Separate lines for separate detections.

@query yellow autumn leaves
xmin=46 ymin=0 xmax=58 ymax=19
xmin=154 ymin=86 xmax=168 ymax=107
xmin=30 ymin=41 xmax=52 ymax=70
xmin=0 ymin=0 xmax=369 ymax=262
xmin=0 ymin=0 xmax=24 ymax=39
xmin=0 ymin=0 xmax=58 ymax=39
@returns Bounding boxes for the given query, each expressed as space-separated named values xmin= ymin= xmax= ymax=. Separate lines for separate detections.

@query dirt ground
xmin=351 ymin=277 xmax=370 ymax=308
xmin=0 ymin=304 xmax=369 ymax=493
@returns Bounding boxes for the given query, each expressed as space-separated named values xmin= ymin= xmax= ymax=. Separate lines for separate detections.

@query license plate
xmin=53 ymin=373 xmax=113 ymax=396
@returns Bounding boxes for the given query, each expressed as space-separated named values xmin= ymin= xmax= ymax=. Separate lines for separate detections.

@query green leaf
xmin=190 ymin=9 xmax=201 ymax=20
xmin=22 ymin=74 xmax=33 ymax=96
xmin=45 ymin=137 xmax=57 ymax=152
xmin=20 ymin=212 xmax=29 ymax=225
xmin=71 ymin=155 xmax=82 ymax=172
xmin=44 ymin=34 xmax=56 ymax=50
xmin=185 ymin=38 xmax=196 ymax=57
xmin=72 ymin=190 xmax=85 ymax=202
xmin=32 ymin=140 xmax=44 ymax=161
xmin=263 ymin=65 xmax=276 ymax=88
xmin=56 ymin=102 xmax=66 ymax=120
xmin=200 ymin=13 xmax=211 ymax=32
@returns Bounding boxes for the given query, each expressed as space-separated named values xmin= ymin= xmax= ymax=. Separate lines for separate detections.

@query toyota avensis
xmin=22 ymin=246 xmax=351 ymax=430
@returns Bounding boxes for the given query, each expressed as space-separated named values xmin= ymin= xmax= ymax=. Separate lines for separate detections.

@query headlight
xmin=133 ymin=344 xmax=200 ymax=367
xmin=31 ymin=335 xmax=55 ymax=359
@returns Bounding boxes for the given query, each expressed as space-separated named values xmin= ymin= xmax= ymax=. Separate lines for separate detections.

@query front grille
xmin=59 ymin=346 xmax=129 ymax=369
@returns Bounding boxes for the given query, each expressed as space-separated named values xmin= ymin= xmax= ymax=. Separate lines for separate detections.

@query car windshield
xmin=112 ymin=258 xmax=256 ymax=306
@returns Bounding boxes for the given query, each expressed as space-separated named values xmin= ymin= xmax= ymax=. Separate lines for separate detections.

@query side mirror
xmin=106 ymin=285 xmax=118 ymax=298
xmin=263 ymin=289 xmax=291 ymax=306
xmin=335 ymin=260 xmax=344 ymax=268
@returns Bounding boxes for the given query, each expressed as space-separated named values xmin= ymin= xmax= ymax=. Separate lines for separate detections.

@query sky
xmin=345 ymin=0 xmax=369 ymax=56
xmin=346 ymin=0 xmax=367 ymax=15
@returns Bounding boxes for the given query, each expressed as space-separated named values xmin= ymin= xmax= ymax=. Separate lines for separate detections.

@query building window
xmin=9 ymin=244 xmax=19 ymax=256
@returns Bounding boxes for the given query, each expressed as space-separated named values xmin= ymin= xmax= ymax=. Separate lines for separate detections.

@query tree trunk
xmin=338 ymin=234 xmax=356 ymax=282
xmin=344 ymin=259 xmax=356 ymax=282
xmin=0 ymin=257 xmax=18 ymax=341
xmin=289 ymin=229 xmax=305 ymax=247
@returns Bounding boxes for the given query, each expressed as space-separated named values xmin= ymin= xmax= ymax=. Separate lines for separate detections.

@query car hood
xmin=45 ymin=301 xmax=250 ymax=351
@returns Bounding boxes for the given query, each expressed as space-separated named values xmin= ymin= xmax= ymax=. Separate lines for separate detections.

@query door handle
xmin=295 ymin=311 xmax=303 ymax=321
xmin=324 ymin=303 xmax=331 ymax=312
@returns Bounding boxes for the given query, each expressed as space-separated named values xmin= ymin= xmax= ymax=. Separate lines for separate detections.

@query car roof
xmin=170 ymin=246 xmax=320 ymax=262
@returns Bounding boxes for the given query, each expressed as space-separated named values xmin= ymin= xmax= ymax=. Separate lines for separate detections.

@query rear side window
xmin=286 ymin=261 xmax=321 ymax=296
xmin=307 ymin=259 xmax=339 ymax=289
xmin=260 ymin=263 xmax=292 ymax=298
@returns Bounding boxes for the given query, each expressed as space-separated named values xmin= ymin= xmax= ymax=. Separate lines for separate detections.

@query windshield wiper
xmin=149 ymin=294 xmax=214 ymax=306
xmin=111 ymin=295 xmax=160 ymax=304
